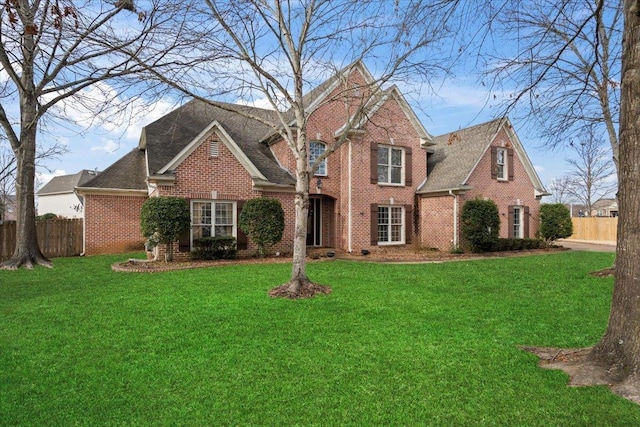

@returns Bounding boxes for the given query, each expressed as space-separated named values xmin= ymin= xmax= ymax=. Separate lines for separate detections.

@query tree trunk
xmin=287 ymin=162 xmax=311 ymax=294
xmin=1 ymin=128 xmax=50 ymax=269
xmin=590 ymin=0 xmax=640 ymax=385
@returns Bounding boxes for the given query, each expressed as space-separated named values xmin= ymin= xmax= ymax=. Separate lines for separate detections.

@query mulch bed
xmin=112 ymin=246 xmax=568 ymax=273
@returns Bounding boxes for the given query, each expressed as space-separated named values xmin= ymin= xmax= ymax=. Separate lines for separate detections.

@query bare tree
xmin=546 ymin=176 xmax=575 ymax=205
xmin=0 ymin=0 xmax=206 ymax=269
xmin=142 ymin=0 xmax=456 ymax=297
xmin=486 ymin=0 xmax=621 ymax=172
xmin=564 ymin=128 xmax=617 ymax=215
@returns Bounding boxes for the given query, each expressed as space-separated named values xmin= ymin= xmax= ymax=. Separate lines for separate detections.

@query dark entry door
xmin=306 ymin=198 xmax=321 ymax=246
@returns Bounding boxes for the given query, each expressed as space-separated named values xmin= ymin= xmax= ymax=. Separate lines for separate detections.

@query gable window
xmin=496 ymin=147 xmax=507 ymax=180
xmin=192 ymin=200 xmax=235 ymax=240
xmin=378 ymin=145 xmax=403 ymax=185
xmin=378 ymin=205 xmax=404 ymax=244
xmin=309 ymin=141 xmax=327 ymax=176
xmin=210 ymin=140 xmax=219 ymax=157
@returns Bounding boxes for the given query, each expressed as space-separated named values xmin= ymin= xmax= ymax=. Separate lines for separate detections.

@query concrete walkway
xmin=557 ymin=239 xmax=616 ymax=252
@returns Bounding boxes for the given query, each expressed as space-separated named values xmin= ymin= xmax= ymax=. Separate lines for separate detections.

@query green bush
xmin=461 ymin=199 xmax=500 ymax=252
xmin=492 ymin=238 xmax=547 ymax=252
xmin=192 ymin=236 xmax=237 ymax=260
xmin=140 ymin=197 xmax=191 ymax=261
xmin=539 ymin=204 xmax=573 ymax=241
xmin=36 ymin=213 xmax=57 ymax=221
xmin=239 ymin=197 xmax=284 ymax=257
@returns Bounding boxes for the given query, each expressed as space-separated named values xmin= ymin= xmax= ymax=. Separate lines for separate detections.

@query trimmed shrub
xmin=461 ymin=198 xmax=500 ymax=252
xmin=192 ymin=236 xmax=237 ymax=260
xmin=539 ymin=203 xmax=573 ymax=241
xmin=37 ymin=213 xmax=57 ymax=221
xmin=140 ymin=197 xmax=190 ymax=261
xmin=239 ymin=197 xmax=284 ymax=257
xmin=492 ymin=238 xmax=547 ymax=252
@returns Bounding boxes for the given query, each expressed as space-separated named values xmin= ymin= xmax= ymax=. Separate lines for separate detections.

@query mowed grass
xmin=2 ymin=251 xmax=639 ymax=425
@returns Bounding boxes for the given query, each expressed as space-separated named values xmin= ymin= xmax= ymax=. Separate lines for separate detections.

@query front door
xmin=307 ymin=197 xmax=322 ymax=246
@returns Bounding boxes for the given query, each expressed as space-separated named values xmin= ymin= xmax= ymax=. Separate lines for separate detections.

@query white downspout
xmin=449 ymin=189 xmax=458 ymax=249
xmin=348 ymin=141 xmax=353 ymax=253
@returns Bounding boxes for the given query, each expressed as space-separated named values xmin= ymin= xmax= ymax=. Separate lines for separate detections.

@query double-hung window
xmin=496 ymin=147 xmax=507 ymax=180
xmin=192 ymin=201 xmax=235 ymax=240
xmin=378 ymin=145 xmax=403 ymax=185
xmin=378 ymin=205 xmax=404 ymax=244
xmin=309 ymin=141 xmax=327 ymax=176
xmin=512 ymin=206 xmax=522 ymax=238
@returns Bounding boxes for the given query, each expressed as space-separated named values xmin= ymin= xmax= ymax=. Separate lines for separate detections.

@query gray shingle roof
xmin=143 ymin=99 xmax=294 ymax=185
xmin=79 ymin=149 xmax=147 ymax=191
xmin=38 ymin=169 xmax=102 ymax=195
xmin=418 ymin=119 xmax=504 ymax=193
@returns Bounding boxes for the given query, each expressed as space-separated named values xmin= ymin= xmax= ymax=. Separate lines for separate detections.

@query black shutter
xmin=236 ymin=200 xmax=248 ymax=250
xmin=405 ymin=204 xmax=413 ymax=244
xmin=508 ymin=148 xmax=515 ymax=181
xmin=507 ymin=205 xmax=515 ymax=238
xmin=370 ymin=141 xmax=378 ymax=184
xmin=370 ymin=203 xmax=379 ymax=245
xmin=523 ymin=206 xmax=530 ymax=238
xmin=405 ymin=147 xmax=412 ymax=186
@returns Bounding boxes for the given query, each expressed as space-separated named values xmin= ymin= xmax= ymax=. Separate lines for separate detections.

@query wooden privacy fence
xmin=571 ymin=217 xmax=617 ymax=242
xmin=0 ymin=219 xmax=83 ymax=261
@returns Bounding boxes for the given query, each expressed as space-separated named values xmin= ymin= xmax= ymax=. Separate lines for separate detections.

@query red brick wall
xmin=462 ymin=129 xmax=541 ymax=240
xmin=84 ymin=193 xmax=147 ymax=255
xmin=418 ymin=128 xmax=542 ymax=252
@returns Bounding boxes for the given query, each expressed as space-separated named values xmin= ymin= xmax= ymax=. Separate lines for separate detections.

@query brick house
xmin=76 ymin=62 xmax=548 ymax=256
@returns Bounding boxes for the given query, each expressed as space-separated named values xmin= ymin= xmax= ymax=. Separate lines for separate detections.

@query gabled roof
xmin=592 ymin=198 xmax=618 ymax=209
xmin=76 ymin=149 xmax=147 ymax=193
xmin=38 ymin=170 xmax=101 ymax=195
xmin=418 ymin=118 xmax=548 ymax=196
xmin=142 ymin=99 xmax=294 ymax=186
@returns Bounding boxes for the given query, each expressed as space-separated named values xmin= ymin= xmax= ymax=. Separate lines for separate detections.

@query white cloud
xmin=534 ymin=165 xmax=545 ymax=173
xmin=91 ymin=140 xmax=120 ymax=153
xmin=36 ymin=169 xmax=66 ymax=190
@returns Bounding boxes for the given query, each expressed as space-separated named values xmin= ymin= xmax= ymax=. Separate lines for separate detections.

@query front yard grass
xmin=2 ymin=251 xmax=639 ymax=425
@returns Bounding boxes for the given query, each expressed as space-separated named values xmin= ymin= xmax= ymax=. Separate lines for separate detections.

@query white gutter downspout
xmin=348 ymin=141 xmax=353 ymax=253
xmin=449 ymin=189 xmax=458 ymax=249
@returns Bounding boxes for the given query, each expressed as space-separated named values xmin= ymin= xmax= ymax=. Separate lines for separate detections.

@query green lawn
xmin=2 ymin=251 xmax=639 ymax=425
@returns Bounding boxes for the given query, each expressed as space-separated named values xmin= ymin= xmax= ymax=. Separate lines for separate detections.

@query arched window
xmin=309 ymin=141 xmax=327 ymax=176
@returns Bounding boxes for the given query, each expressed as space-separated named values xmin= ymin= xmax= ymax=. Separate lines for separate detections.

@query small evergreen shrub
xmin=239 ymin=197 xmax=284 ymax=257
xmin=539 ymin=203 xmax=573 ymax=241
xmin=492 ymin=238 xmax=546 ymax=252
xmin=192 ymin=236 xmax=237 ymax=260
xmin=140 ymin=197 xmax=190 ymax=261
xmin=37 ymin=213 xmax=57 ymax=221
xmin=461 ymin=199 xmax=500 ymax=252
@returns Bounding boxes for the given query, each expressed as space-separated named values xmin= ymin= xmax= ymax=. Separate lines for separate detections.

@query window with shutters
xmin=377 ymin=145 xmax=404 ymax=185
xmin=378 ymin=205 xmax=404 ymax=244
xmin=191 ymin=200 xmax=235 ymax=240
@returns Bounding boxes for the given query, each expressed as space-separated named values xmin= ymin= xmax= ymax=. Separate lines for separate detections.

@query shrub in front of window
xmin=539 ymin=203 xmax=573 ymax=241
xmin=492 ymin=238 xmax=546 ymax=252
xmin=238 ymin=197 xmax=285 ymax=257
xmin=140 ymin=196 xmax=190 ymax=262
xmin=461 ymin=198 xmax=500 ymax=252
xmin=192 ymin=236 xmax=237 ymax=260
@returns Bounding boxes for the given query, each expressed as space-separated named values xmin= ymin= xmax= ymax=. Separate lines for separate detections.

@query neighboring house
xmin=77 ymin=62 xmax=548 ymax=256
xmin=37 ymin=170 xmax=100 ymax=218
xmin=563 ymin=203 xmax=588 ymax=217
xmin=591 ymin=198 xmax=618 ymax=217
xmin=0 ymin=194 xmax=16 ymax=222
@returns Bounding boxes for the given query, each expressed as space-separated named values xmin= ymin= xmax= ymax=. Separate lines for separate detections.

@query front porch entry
xmin=307 ymin=197 xmax=322 ymax=246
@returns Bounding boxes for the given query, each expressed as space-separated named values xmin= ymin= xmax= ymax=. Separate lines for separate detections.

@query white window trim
xmin=190 ymin=200 xmax=237 ymax=248
xmin=377 ymin=205 xmax=405 ymax=245
xmin=496 ymin=147 xmax=508 ymax=181
xmin=378 ymin=145 xmax=405 ymax=186
xmin=309 ymin=141 xmax=328 ymax=176
xmin=512 ymin=205 xmax=523 ymax=238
